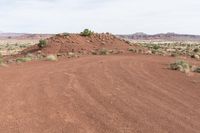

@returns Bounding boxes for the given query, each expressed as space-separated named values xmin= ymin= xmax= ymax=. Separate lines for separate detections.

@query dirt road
xmin=0 ymin=55 xmax=200 ymax=133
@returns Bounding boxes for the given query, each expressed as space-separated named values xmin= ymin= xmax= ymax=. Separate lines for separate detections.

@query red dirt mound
xmin=22 ymin=33 xmax=143 ymax=55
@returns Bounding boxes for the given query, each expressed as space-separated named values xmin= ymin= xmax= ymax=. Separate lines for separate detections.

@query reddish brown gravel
xmin=0 ymin=55 xmax=200 ymax=133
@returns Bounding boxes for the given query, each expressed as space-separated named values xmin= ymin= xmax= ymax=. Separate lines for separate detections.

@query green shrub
xmin=38 ymin=40 xmax=47 ymax=48
xmin=80 ymin=29 xmax=93 ymax=36
xmin=99 ymin=48 xmax=108 ymax=55
xmin=63 ymin=33 xmax=70 ymax=36
xmin=152 ymin=45 xmax=160 ymax=50
xmin=170 ymin=60 xmax=191 ymax=73
xmin=193 ymin=48 xmax=200 ymax=53
xmin=46 ymin=55 xmax=57 ymax=61
xmin=16 ymin=57 xmax=32 ymax=63
xmin=55 ymin=34 xmax=62 ymax=37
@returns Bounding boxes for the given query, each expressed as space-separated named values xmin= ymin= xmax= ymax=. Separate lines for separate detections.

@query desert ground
xmin=0 ymin=39 xmax=39 ymax=55
xmin=0 ymin=31 xmax=200 ymax=133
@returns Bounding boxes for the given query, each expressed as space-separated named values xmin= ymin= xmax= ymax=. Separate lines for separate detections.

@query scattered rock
xmin=194 ymin=54 xmax=200 ymax=59
xmin=57 ymin=53 xmax=62 ymax=57
xmin=146 ymin=50 xmax=152 ymax=55
xmin=101 ymin=42 xmax=106 ymax=45
xmin=166 ymin=49 xmax=176 ymax=52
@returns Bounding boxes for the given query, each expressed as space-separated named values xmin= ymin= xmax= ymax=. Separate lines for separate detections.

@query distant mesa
xmin=0 ymin=32 xmax=52 ymax=39
xmin=118 ymin=32 xmax=200 ymax=41
xmin=1 ymin=32 xmax=200 ymax=41
xmin=133 ymin=32 xmax=147 ymax=36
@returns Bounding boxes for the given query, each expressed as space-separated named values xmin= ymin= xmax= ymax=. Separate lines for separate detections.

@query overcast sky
xmin=0 ymin=0 xmax=200 ymax=34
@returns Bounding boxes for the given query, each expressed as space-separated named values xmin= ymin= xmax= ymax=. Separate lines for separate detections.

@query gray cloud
xmin=0 ymin=0 xmax=200 ymax=34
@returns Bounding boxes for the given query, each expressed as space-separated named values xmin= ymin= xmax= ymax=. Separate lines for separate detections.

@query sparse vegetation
xmin=0 ymin=53 xmax=3 ymax=65
xmin=99 ymin=48 xmax=109 ymax=55
xmin=16 ymin=57 xmax=32 ymax=63
xmin=170 ymin=60 xmax=191 ymax=73
xmin=0 ymin=40 xmax=37 ymax=55
xmin=193 ymin=48 xmax=200 ymax=53
xmin=131 ymin=41 xmax=200 ymax=58
xmin=80 ymin=29 xmax=93 ymax=36
xmin=152 ymin=45 xmax=160 ymax=50
xmin=56 ymin=34 xmax=62 ymax=37
xmin=46 ymin=55 xmax=57 ymax=61
xmin=38 ymin=39 xmax=47 ymax=48
xmin=63 ymin=33 xmax=70 ymax=36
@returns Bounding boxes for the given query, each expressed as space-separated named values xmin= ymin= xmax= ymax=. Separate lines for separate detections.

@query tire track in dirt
xmin=0 ymin=55 xmax=200 ymax=133
xmin=115 ymin=56 xmax=200 ymax=132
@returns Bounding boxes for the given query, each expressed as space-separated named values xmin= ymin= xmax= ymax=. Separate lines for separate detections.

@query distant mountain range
xmin=0 ymin=33 xmax=25 ymax=37
xmin=1 ymin=32 xmax=200 ymax=42
xmin=118 ymin=32 xmax=200 ymax=42
xmin=0 ymin=33 xmax=53 ymax=39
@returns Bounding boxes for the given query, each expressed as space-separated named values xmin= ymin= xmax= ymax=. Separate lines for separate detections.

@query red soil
xmin=22 ymin=33 xmax=143 ymax=55
xmin=0 ymin=55 xmax=200 ymax=133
